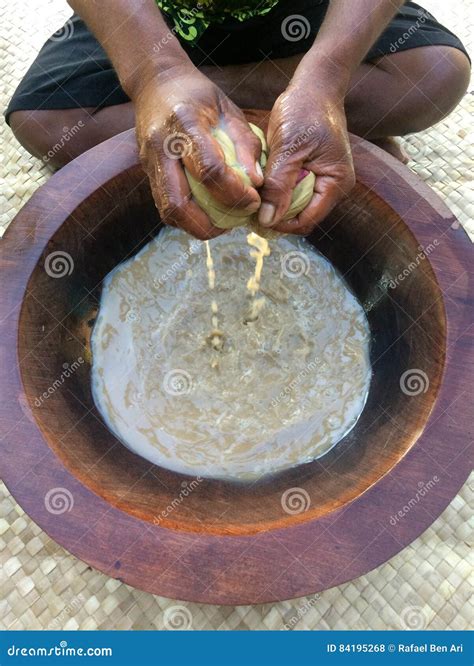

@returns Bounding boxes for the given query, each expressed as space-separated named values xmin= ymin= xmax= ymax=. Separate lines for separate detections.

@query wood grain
xmin=0 ymin=114 xmax=472 ymax=605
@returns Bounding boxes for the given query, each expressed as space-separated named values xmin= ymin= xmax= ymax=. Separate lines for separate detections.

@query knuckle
xmin=161 ymin=196 xmax=188 ymax=221
xmin=142 ymin=129 xmax=163 ymax=153
xmin=249 ymin=134 xmax=264 ymax=154
xmin=193 ymin=227 xmax=216 ymax=241
xmin=297 ymin=223 xmax=316 ymax=236
xmin=343 ymin=168 xmax=356 ymax=192
xmin=264 ymin=173 xmax=292 ymax=197
xmin=198 ymin=159 xmax=226 ymax=186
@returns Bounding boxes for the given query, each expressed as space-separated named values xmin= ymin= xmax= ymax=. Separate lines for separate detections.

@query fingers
xmin=182 ymin=123 xmax=261 ymax=212
xmin=148 ymin=157 xmax=224 ymax=240
xmin=257 ymin=150 xmax=302 ymax=228
xmin=298 ymin=168 xmax=355 ymax=228
xmin=225 ymin=116 xmax=265 ymax=188
xmin=272 ymin=169 xmax=355 ymax=235
xmin=271 ymin=217 xmax=315 ymax=236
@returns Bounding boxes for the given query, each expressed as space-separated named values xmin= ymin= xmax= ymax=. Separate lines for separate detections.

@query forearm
xmin=68 ymin=0 xmax=193 ymax=99
xmin=292 ymin=0 xmax=405 ymax=94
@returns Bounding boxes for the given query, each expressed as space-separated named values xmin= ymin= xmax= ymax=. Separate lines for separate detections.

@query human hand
xmin=135 ymin=65 xmax=264 ymax=239
xmin=256 ymin=82 xmax=355 ymax=235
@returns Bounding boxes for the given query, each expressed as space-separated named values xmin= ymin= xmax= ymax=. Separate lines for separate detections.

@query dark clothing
xmin=5 ymin=1 xmax=469 ymax=122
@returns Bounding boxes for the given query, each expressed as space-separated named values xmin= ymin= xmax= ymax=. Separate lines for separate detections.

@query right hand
xmin=134 ymin=65 xmax=264 ymax=239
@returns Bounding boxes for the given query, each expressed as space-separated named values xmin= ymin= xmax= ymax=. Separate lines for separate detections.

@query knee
xmin=424 ymin=46 xmax=470 ymax=113
xmin=8 ymin=108 xmax=89 ymax=167
xmin=407 ymin=46 xmax=470 ymax=129
xmin=378 ymin=45 xmax=470 ymax=133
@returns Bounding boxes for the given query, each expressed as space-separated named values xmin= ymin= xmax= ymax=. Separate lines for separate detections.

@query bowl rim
xmin=0 ymin=125 xmax=472 ymax=605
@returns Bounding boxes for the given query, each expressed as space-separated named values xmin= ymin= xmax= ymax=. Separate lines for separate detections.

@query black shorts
xmin=5 ymin=0 xmax=469 ymax=122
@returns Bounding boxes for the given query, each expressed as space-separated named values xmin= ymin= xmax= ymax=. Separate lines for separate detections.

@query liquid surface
xmin=91 ymin=227 xmax=372 ymax=480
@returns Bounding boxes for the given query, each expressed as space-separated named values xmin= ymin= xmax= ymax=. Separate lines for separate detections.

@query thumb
xmin=258 ymin=150 xmax=303 ymax=227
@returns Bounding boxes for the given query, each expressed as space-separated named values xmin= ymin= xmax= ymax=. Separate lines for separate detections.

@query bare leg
xmin=9 ymin=46 xmax=470 ymax=167
xmin=345 ymin=47 xmax=471 ymax=137
xmin=205 ymin=45 xmax=470 ymax=136
xmin=8 ymin=104 xmax=135 ymax=167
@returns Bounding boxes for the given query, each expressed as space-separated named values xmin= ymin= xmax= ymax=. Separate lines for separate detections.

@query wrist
xmin=291 ymin=49 xmax=352 ymax=101
xmin=124 ymin=51 xmax=195 ymax=101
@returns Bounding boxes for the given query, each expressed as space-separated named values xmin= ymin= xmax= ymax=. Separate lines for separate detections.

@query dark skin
xmin=134 ymin=67 xmax=264 ymax=239
xmin=67 ymin=0 xmax=402 ymax=238
xmin=9 ymin=1 xmax=471 ymax=239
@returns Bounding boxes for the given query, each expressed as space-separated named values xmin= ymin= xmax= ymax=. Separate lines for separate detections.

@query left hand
xmin=256 ymin=82 xmax=356 ymax=235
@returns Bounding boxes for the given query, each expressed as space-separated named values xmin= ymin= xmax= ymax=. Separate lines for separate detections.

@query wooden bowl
xmin=1 ymin=112 xmax=472 ymax=605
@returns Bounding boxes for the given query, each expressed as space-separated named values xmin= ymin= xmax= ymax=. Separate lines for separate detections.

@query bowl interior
xmin=18 ymin=163 xmax=446 ymax=535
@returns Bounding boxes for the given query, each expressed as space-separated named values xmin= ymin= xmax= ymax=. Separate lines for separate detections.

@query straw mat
xmin=0 ymin=0 xmax=472 ymax=630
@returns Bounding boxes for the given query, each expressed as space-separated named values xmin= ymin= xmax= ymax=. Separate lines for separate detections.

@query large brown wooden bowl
xmin=1 ymin=112 xmax=472 ymax=605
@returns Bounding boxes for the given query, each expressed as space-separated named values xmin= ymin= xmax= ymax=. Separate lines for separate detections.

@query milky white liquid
xmin=91 ymin=227 xmax=371 ymax=481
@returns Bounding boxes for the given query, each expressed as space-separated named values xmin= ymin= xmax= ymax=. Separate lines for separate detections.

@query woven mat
xmin=0 ymin=0 xmax=472 ymax=630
